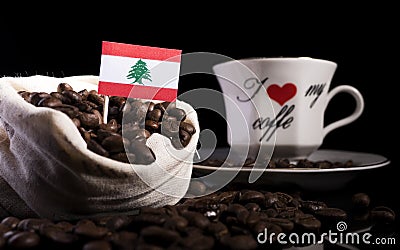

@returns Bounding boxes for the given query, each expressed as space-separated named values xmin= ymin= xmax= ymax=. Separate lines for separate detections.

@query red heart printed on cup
xmin=267 ymin=83 xmax=297 ymax=106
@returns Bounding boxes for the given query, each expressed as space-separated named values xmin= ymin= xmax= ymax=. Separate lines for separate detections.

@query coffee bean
xmin=370 ymin=206 xmax=396 ymax=224
xmin=145 ymin=119 xmax=159 ymax=131
xmin=301 ymin=200 xmax=327 ymax=213
xmin=110 ymin=152 xmax=135 ymax=163
xmin=83 ymin=240 xmax=112 ymax=250
xmin=245 ymin=211 xmax=261 ymax=228
xmin=76 ymin=101 xmax=93 ymax=112
xmin=194 ymin=198 xmax=220 ymax=221
xmin=294 ymin=214 xmax=321 ymax=232
xmin=181 ymin=211 xmax=210 ymax=229
xmin=266 ymin=218 xmax=294 ymax=232
xmin=106 ymin=215 xmax=132 ymax=232
xmin=278 ymin=207 xmax=297 ymax=219
xmin=276 ymin=158 xmax=290 ymax=168
xmin=239 ymin=191 xmax=265 ymax=206
xmin=167 ymin=107 xmax=186 ymax=121
xmin=227 ymin=204 xmax=249 ymax=225
xmin=17 ymin=218 xmax=51 ymax=232
xmin=7 ymin=231 xmax=40 ymax=248
xmin=78 ymin=112 xmax=100 ymax=129
xmin=352 ymin=193 xmax=371 ymax=209
xmin=154 ymin=102 xmax=169 ymax=114
xmin=95 ymin=129 xmax=120 ymax=142
xmin=207 ymin=221 xmax=229 ymax=240
xmin=110 ymin=231 xmax=138 ymax=249
xmin=57 ymin=83 xmax=73 ymax=93
xmin=87 ymin=93 xmax=105 ymax=106
xmin=110 ymin=96 xmax=126 ymax=108
xmin=99 ymin=119 xmax=119 ymax=133
xmin=53 ymin=104 xmax=80 ymax=118
xmin=264 ymin=192 xmax=279 ymax=207
xmin=146 ymin=101 xmax=155 ymax=112
xmin=218 ymin=191 xmax=239 ymax=204
xmin=146 ymin=109 xmax=162 ymax=122
xmin=0 ymin=237 xmax=5 ymax=249
xmin=316 ymin=160 xmax=333 ymax=169
xmin=92 ymin=109 xmax=104 ymax=125
xmin=133 ymin=213 xmax=167 ymax=227
xmin=178 ymin=129 xmax=190 ymax=146
xmin=314 ymin=208 xmax=347 ymax=223
xmin=135 ymin=243 xmax=164 ymax=250
xmin=38 ymin=97 xmax=63 ymax=107
xmin=62 ymin=90 xmax=82 ymax=103
xmin=220 ymin=235 xmax=258 ymax=250
xmin=187 ymin=181 xmax=207 ymax=196
xmin=179 ymin=234 xmax=215 ymax=250
xmin=3 ymin=230 xmax=18 ymax=241
xmin=128 ymin=100 xmax=148 ymax=122
xmin=161 ymin=116 xmax=180 ymax=137
xmin=0 ymin=223 xmax=11 ymax=235
xmin=74 ymin=219 xmax=108 ymax=239
xmin=171 ymin=137 xmax=184 ymax=149
xmin=244 ymin=203 xmax=261 ymax=212
xmin=129 ymin=141 xmax=155 ymax=164
xmin=108 ymin=105 xmax=120 ymax=116
xmin=164 ymin=216 xmax=188 ymax=232
xmin=55 ymin=221 xmax=74 ymax=233
xmin=18 ymin=91 xmax=34 ymax=102
xmin=180 ymin=121 xmax=196 ymax=135
xmin=263 ymin=208 xmax=278 ymax=218
xmin=1 ymin=217 xmax=20 ymax=229
xmin=101 ymin=134 xmax=125 ymax=153
xmin=296 ymin=159 xmax=315 ymax=168
xmin=122 ymin=128 xmax=149 ymax=142
xmin=40 ymin=223 xmax=78 ymax=244
xmin=87 ymin=139 xmax=109 ymax=157
xmin=141 ymin=226 xmax=180 ymax=247
xmin=71 ymin=117 xmax=81 ymax=127
xmin=31 ymin=92 xmax=52 ymax=106
xmin=78 ymin=89 xmax=89 ymax=99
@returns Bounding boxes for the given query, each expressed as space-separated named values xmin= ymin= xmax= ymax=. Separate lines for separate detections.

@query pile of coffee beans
xmin=0 ymin=190 xmax=395 ymax=249
xmin=201 ymin=157 xmax=354 ymax=169
xmin=18 ymin=83 xmax=196 ymax=164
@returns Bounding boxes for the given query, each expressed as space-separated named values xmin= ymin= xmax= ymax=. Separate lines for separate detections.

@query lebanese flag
xmin=98 ymin=41 xmax=182 ymax=102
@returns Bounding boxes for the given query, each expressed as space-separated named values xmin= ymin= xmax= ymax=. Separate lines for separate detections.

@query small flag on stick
xmin=98 ymin=41 xmax=182 ymax=123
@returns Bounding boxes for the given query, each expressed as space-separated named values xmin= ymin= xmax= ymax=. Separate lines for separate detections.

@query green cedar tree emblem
xmin=126 ymin=59 xmax=152 ymax=85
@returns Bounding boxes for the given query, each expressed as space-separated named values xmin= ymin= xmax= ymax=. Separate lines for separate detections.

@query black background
xmin=1 ymin=7 xmax=399 ymax=235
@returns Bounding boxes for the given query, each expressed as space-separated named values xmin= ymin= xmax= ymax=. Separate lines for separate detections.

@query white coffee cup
xmin=213 ymin=57 xmax=364 ymax=159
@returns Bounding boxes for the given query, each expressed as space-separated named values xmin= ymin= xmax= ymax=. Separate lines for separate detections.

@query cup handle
xmin=323 ymin=85 xmax=364 ymax=138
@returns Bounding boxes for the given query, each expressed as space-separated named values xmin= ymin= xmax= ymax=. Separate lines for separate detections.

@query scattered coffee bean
xmin=141 ymin=226 xmax=180 ymax=247
xmin=0 ymin=189 xmax=396 ymax=249
xmin=200 ymin=156 xmax=355 ymax=170
xmin=83 ymin=240 xmax=112 ymax=250
xmin=220 ymin=235 xmax=258 ymax=250
xmin=1 ymin=217 xmax=20 ymax=229
xmin=239 ymin=190 xmax=265 ymax=206
xmin=7 ymin=231 xmax=41 ymax=248
xmin=370 ymin=206 xmax=396 ymax=224
xmin=352 ymin=192 xmax=371 ymax=209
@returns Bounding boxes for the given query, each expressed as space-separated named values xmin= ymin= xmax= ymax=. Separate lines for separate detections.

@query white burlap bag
xmin=0 ymin=75 xmax=199 ymax=220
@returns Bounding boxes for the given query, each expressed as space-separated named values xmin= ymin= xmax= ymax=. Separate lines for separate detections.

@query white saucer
xmin=193 ymin=148 xmax=390 ymax=190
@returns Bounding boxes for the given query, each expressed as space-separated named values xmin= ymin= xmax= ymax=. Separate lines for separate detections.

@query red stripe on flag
xmin=102 ymin=41 xmax=181 ymax=62
xmin=98 ymin=82 xmax=178 ymax=102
